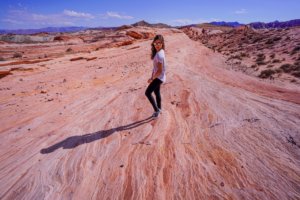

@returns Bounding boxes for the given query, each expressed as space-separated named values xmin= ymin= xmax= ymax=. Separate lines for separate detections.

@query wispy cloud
xmin=102 ymin=11 xmax=133 ymax=19
xmin=2 ymin=7 xmax=134 ymax=29
xmin=235 ymin=9 xmax=248 ymax=14
xmin=1 ymin=8 xmax=98 ymax=28
xmin=2 ymin=18 xmax=23 ymax=24
xmin=2 ymin=9 xmax=75 ymax=27
xmin=63 ymin=10 xmax=94 ymax=19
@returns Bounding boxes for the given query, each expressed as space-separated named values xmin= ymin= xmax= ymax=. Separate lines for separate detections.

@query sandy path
xmin=0 ymin=32 xmax=299 ymax=200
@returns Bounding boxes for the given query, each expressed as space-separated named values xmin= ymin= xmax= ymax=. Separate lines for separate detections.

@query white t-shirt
xmin=152 ymin=49 xmax=166 ymax=83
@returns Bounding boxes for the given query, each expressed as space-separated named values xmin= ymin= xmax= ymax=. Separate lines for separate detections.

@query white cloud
xmin=235 ymin=9 xmax=248 ymax=14
xmin=2 ymin=18 xmax=23 ymax=24
xmin=103 ymin=11 xmax=133 ymax=19
xmin=2 ymin=8 xmax=94 ymax=28
xmin=63 ymin=10 xmax=94 ymax=19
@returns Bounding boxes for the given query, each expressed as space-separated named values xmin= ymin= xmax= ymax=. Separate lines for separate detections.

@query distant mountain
xmin=210 ymin=21 xmax=244 ymax=27
xmin=86 ymin=27 xmax=118 ymax=31
xmin=131 ymin=20 xmax=171 ymax=28
xmin=0 ymin=26 xmax=88 ymax=35
xmin=249 ymin=19 xmax=300 ymax=29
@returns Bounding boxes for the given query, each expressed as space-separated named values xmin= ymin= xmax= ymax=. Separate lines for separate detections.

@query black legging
xmin=145 ymin=78 xmax=162 ymax=112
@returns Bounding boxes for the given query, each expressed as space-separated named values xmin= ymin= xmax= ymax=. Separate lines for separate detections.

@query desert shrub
xmin=275 ymin=68 xmax=282 ymax=73
xmin=240 ymin=52 xmax=248 ymax=57
xmin=280 ymin=64 xmax=292 ymax=72
xmin=292 ymin=72 xmax=300 ymax=77
xmin=267 ymin=64 xmax=274 ymax=68
xmin=279 ymin=64 xmax=300 ymax=73
xmin=291 ymin=46 xmax=300 ymax=55
xmin=0 ymin=57 xmax=5 ymax=61
xmin=273 ymin=36 xmax=281 ymax=42
xmin=272 ymin=59 xmax=281 ymax=63
xmin=283 ymin=50 xmax=289 ymax=54
xmin=252 ymin=37 xmax=263 ymax=43
xmin=256 ymin=54 xmax=266 ymax=63
xmin=285 ymin=36 xmax=290 ymax=41
xmin=13 ymin=52 xmax=22 ymax=58
xmin=66 ymin=48 xmax=73 ymax=52
xmin=229 ymin=55 xmax=242 ymax=60
xmin=259 ymin=69 xmax=276 ymax=78
xmin=270 ymin=53 xmax=275 ymax=59
xmin=251 ymin=64 xmax=257 ymax=68
xmin=265 ymin=39 xmax=274 ymax=45
xmin=256 ymin=61 xmax=267 ymax=65
xmin=257 ymin=53 xmax=265 ymax=58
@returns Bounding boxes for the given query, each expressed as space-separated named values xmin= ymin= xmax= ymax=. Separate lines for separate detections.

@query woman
xmin=145 ymin=35 xmax=166 ymax=118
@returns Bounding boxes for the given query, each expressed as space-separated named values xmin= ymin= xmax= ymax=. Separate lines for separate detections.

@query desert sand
xmin=0 ymin=27 xmax=300 ymax=200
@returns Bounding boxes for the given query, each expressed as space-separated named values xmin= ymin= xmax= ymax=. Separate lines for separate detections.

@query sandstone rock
xmin=126 ymin=31 xmax=143 ymax=39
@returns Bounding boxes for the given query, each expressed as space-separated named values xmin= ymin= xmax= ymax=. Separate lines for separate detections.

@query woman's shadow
xmin=40 ymin=116 xmax=154 ymax=154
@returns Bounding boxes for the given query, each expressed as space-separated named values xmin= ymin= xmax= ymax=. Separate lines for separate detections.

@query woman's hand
xmin=147 ymin=78 xmax=153 ymax=83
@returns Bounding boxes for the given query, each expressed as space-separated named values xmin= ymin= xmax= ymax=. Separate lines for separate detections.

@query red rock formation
xmin=126 ymin=31 xmax=143 ymax=39
xmin=0 ymin=27 xmax=299 ymax=200
xmin=53 ymin=35 xmax=72 ymax=41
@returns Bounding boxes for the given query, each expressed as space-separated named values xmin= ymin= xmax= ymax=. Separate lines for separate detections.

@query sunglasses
xmin=153 ymin=42 xmax=162 ymax=46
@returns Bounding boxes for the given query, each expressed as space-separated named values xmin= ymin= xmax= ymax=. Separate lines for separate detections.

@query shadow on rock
xmin=40 ymin=116 xmax=154 ymax=154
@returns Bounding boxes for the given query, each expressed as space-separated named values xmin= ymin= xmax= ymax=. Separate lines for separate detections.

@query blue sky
xmin=0 ymin=0 xmax=299 ymax=29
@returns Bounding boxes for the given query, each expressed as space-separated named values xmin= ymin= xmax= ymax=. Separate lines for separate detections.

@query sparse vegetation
xmin=272 ymin=59 xmax=281 ymax=63
xmin=259 ymin=69 xmax=276 ymax=79
xmin=240 ymin=52 xmax=248 ymax=57
xmin=66 ymin=48 xmax=73 ymax=52
xmin=265 ymin=39 xmax=274 ymax=45
xmin=256 ymin=53 xmax=266 ymax=65
xmin=228 ymin=55 xmax=242 ymax=60
xmin=252 ymin=37 xmax=263 ymax=43
xmin=292 ymin=72 xmax=300 ymax=77
xmin=181 ymin=26 xmax=300 ymax=82
xmin=280 ymin=64 xmax=293 ymax=73
xmin=0 ymin=57 xmax=5 ymax=61
xmin=273 ymin=36 xmax=281 ymax=42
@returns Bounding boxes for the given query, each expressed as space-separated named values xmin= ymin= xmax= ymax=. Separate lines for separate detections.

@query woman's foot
xmin=152 ymin=110 xmax=161 ymax=118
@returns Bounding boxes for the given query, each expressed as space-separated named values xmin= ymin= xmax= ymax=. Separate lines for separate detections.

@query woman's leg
xmin=154 ymin=79 xmax=162 ymax=110
xmin=145 ymin=79 xmax=162 ymax=112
